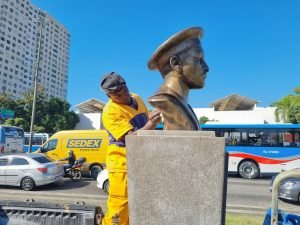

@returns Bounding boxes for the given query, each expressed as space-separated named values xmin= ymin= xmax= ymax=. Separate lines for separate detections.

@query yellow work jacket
xmin=102 ymin=93 xmax=149 ymax=172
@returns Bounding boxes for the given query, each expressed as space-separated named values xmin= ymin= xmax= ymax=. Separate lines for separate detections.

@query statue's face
xmin=180 ymin=46 xmax=209 ymax=89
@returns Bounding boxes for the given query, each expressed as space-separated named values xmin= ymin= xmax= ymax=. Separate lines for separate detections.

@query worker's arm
xmin=103 ymin=102 xmax=161 ymax=141
xmin=127 ymin=110 xmax=161 ymax=135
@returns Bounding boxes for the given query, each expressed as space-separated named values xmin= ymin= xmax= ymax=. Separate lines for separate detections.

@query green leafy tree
xmin=20 ymin=86 xmax=47 ymax=124
xmin=273 ymin=87 xmax=300 ymax=123
xmin=0 ymin=88 xmax=79 ymax=133
xmin=4 ymin=118 xmax=28 ymax=129
xmin=199 ymin=116 xmax=209 ymax=124
xmin=0 ymin=94 xmax=17 ymax=125
xmin=41 ymin=97 xmax=79 ymax=133
xmin=0 ymin=94 xmax=17 ymax=110
xmin=3 ymin=118 xmax=14 ymax=126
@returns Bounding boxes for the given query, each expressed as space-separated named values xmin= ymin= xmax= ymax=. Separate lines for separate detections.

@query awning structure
xmin=75 ymin=98 xmax=106 ymax=113
xmin=210 ymin=94 xmax=259 ymax=111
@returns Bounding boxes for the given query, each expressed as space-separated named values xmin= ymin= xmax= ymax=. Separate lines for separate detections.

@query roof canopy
xmin=210 ymin=94 xmax=259 ymax=111
xmin=75 ymin=98 xmax=106 ymax=113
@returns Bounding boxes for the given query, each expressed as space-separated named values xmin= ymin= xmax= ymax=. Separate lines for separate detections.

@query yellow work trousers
xmin=102 ymin=172 xmax=129 ymax=225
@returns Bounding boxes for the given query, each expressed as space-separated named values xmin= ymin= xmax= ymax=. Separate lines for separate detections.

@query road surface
xmin=0 ymin=176 xmax=299 ymax=215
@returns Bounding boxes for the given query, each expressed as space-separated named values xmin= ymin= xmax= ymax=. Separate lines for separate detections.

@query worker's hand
xmin=149 ymin=110 xmax=161 ymax=125
xmin=135 ymin=110 xmax=162 ymax=132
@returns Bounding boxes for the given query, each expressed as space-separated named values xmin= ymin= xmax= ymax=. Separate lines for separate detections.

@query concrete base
xmin=126 ymin=130 xmax=227 ymax=225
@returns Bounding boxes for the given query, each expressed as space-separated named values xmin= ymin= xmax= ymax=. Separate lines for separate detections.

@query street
xmin=0 ymin=176 xmax=299 ymax=215
xmin=227 ymin=176 xmax=300 ymax=215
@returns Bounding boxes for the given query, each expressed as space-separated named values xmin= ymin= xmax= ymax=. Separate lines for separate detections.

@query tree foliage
xmin=0 ymin=88 xmax=79 ymax=133
xmin=272 ymin=87 xmax=300 ymax=124
xmin=199 ymin=116 xmax=209 ymax=124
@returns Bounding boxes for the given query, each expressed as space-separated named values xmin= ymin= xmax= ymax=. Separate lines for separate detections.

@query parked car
xmin=97 ymin=169 xmax=109 ymax=193
xmin=0 ymin=153 xmax=64 ymax=191
xmin=269 ymin=162 xmax=300 ymax=204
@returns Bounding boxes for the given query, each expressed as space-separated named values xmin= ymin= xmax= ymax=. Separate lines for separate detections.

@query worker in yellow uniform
xmin=100 ymin=72 xmax=161 ymax=225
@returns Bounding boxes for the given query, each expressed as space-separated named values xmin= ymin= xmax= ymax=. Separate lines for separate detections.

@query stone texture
xmin=137 ymin=130 xmax=216 ymax=137
xmin=126 ymin=130 xmax=227 ymax=225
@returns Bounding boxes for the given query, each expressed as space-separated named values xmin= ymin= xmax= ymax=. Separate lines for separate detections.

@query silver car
xmin=270 ymin=167 xmax=300 ymax=204
xmin=0 ymin=153 xmax=64 ymax=191
xmin=277 ymin=178 xmax=300 ymax=203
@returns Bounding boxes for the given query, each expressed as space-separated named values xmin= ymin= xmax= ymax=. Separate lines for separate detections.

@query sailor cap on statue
xmin=147 ymin=27 xmax=203 ymax=70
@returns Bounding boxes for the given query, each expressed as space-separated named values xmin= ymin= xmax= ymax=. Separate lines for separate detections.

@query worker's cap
xmin=148 ymin=27 xmax=203 ymax=70
xmin=100 ymin=72 xmax=126 ymax=93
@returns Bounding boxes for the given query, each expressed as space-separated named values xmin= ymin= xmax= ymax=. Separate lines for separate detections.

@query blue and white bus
xmin=0 ymin=125 xmax=24 ymax=155
xmin=23 ymin=132 xmax=49 ymax=153
xmin=201 ymin=124 xmax=300 ymax=179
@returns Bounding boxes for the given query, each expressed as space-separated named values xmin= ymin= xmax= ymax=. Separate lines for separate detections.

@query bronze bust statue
xmin=148 ymin=27 xmax=209 ymax=130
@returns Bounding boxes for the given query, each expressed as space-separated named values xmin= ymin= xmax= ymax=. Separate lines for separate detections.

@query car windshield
xmin=31 ymin=156 xmax=53 ymax=164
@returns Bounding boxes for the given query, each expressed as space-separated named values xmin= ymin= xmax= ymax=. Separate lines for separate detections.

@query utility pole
xmin=28 ymin=16 xmax=46 ymax=153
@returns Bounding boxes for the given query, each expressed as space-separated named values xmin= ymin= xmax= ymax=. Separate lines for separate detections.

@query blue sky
xmin=31 ymin=0 xmax=300 ymax=109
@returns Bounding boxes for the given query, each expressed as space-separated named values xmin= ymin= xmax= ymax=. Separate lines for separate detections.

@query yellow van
xmin=38 ymin=130 xmax=109 ymax=179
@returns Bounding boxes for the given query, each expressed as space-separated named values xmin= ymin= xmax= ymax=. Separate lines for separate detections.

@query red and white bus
xmin=201 ymin=124 xmax=300 ymax=179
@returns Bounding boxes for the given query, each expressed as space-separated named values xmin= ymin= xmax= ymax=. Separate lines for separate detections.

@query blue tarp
xmin=263 ymin=208 xmax=300 ymax=225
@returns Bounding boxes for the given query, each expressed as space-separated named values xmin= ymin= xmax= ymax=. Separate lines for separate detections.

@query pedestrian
xmin=100 ymin=72 xmax=161 ymax=225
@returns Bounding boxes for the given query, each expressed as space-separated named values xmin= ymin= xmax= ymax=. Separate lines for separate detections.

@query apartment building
xmin=0 ymin=0 xmax=70 ymax=100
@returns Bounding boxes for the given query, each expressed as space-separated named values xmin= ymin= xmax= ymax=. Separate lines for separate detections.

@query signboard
xmin=0 ymin=109 xmax=15 ymax=119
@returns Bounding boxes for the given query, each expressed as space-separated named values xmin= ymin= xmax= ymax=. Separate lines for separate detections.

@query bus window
xmin=221 ymin=132 xmax=230 ymax=145
xmin=228 ymin=132 xmax=241 ymax=146
xmin=32 ymin=137 xmax=43 ymax=145
xmin=234 ymin=131 xmax=247 ymax=146
xmin=260 ymin=130 xmax=278 ymax=146
xmin=4 ymin=127 xmax=24 ymax=138
xmin=23 ymin=133 xmax=49 ymax=152
xmin=248 ymin=130 xmax=263 ymax=146
xmin=24 ymin=137 xmax=29 ymax=145
xmin=279 ymin=131 xmax=294 ymax=147
xmin=294 ymin=132 xmax=300 ymax=147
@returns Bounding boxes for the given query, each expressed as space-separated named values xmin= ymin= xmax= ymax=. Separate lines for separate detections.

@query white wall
xmin=193 ymin=107 xmax=279 ymax=124
xmin=74 ymin=113 xmax=102 ymax=130
xmin=74 ymin=107 xmax=281 ymax=129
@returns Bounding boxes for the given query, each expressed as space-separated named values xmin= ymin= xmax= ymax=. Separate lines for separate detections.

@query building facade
xmin=0 ymin=0 xmax=70 ymax=100
xmin=73 ymin=95 xmax=283 ymax=130
xmin=193 ymin=94 xmax=282 ymax=124
xmin=193 ymin=106 xmax=278 ymax=124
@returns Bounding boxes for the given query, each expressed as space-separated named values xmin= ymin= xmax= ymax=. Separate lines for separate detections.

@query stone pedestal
xmin=126 ymin=130 xmax=227 ymax=225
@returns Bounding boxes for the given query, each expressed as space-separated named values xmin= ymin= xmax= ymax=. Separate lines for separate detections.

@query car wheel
xmin=103 ymin=180 xmax=109 ymax=193
xmin=90 ymin=166 xmax=102 ymax=180
xmin=21 ymin=177 xmax=35 ymax=191
xmin=238 ymin=161 xmax=259 ymax=179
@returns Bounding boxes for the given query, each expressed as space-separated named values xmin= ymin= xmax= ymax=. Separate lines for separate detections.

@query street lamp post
xmin=28 ymin=16 xmax=46 ymax=153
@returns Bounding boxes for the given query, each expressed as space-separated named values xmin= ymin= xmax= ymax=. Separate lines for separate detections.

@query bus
xmin=0 ymin=125 xmax=24 ymax=155
xmin=23 ymin=132 xmax=49 ymax=153
xmin=201 ymin=124 xmax=300 ymax=179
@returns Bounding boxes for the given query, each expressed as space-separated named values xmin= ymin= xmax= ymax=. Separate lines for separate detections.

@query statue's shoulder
xmin=149 ymin=87 xmax=183 ymax=103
